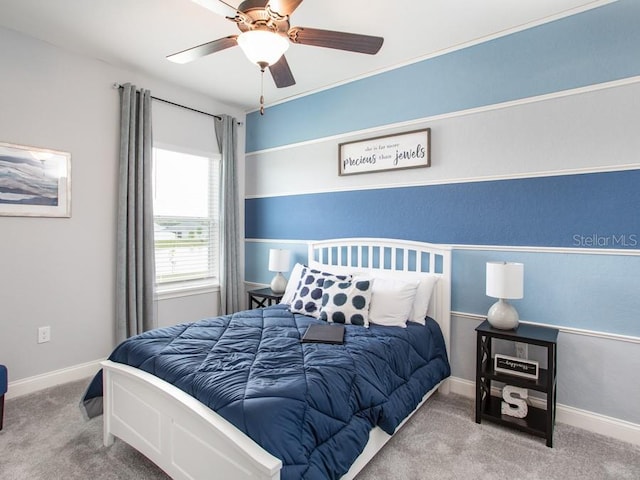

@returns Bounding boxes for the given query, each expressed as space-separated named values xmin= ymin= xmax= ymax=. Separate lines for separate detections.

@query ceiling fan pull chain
xmin=259 ymin=65 xmax=265 ymax=115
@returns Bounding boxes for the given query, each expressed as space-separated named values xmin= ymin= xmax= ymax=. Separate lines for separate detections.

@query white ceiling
xmin=0 ymin=0 xmax=607 ymax=112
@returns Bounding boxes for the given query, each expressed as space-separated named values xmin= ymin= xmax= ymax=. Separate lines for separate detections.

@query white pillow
xmin=408 ymin=275 xmax=439 ymax=324
xmin=368 ymin=277 xmax=419 ymax=328
xmin=280 ymin=262 xmax=305 ymax=304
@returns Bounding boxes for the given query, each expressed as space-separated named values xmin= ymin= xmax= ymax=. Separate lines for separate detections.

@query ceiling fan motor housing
xmin=236 ymin=0 xmax=291 ymax=36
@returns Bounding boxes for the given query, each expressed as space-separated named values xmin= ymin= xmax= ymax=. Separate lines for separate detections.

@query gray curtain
xmin=116 ymin=83 xmax=156 ymax=342
xmin=215 ymin=114 xmax=241 ymax=314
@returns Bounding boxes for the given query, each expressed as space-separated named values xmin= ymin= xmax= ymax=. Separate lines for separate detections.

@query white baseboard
xmin=449 ymin=376 xmax=640 ymax=447
xmin=555 ymin=402 xmax=640 ymax=447
xmin=6 ymin=359 xmax=104 ymax=400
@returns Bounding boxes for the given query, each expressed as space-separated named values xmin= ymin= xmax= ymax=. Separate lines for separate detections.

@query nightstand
xmin=248 ymin=287 xmax=283 ymax=309
xmin=475 ymin=319 xmax=559 ymax=447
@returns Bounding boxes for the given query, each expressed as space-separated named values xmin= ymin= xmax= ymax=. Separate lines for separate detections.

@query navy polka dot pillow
xmin=319 ymin=277 xmax=373 ymax=327
xmin=290 ymin=268 xmax=351 ymax=318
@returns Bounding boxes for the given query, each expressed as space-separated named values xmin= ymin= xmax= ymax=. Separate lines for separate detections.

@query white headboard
xmin=307 ymin=238 xmax=451 ymax=357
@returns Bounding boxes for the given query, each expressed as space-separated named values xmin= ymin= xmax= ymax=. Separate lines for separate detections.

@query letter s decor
xmin=501 ymin=385 xmax=528 ymax=418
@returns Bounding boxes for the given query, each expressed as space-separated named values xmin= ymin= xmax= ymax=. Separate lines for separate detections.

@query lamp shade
xmin=268 ymin=249 xmax=291 ymax=273
xmin=486 ymin=262 xmax=524 ymax=299
xmin=237 ymin=30 xmax=289 ymax=66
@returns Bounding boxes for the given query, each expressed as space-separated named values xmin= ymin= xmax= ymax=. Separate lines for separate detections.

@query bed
xmin=96 ymin=238 xmax=451 ymax=480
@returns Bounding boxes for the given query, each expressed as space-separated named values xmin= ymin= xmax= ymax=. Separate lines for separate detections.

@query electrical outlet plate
xmin=38 ymin=326 xmax=51 ymax=344
xmin=515 ymin=342 xmax=528 ymax=359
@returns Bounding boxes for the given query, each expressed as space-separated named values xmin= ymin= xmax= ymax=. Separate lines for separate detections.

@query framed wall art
xmin=338 ymin=128 xmax=430 ymax=176
xmin=0 ymin=142 xmax=71 ymax=217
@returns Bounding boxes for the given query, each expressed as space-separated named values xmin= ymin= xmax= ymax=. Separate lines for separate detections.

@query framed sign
xmin=338 ymin=128 xmax=430 ymax=176
xmin=0 ymin=142 xmax=71 ymax=217
xmin=494 ymin=354 xmax=539 ymax=380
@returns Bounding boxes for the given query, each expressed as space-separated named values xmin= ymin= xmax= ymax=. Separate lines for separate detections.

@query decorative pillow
xmin=319 ymin=277 xmax=373 ymax=327
xmin=408 ymin=275 xmax=439 ymax=324
xmin=290 ymin=268 xmax=351 ymax=318
xmin=368 ymin=277 xmax=419 ymax=328
xmin=280 ymin=262 xmax=305 ymax=305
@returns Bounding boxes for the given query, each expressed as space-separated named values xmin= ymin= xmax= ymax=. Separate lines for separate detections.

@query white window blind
xmin=153 ymin=147 xmax=220 ymax=286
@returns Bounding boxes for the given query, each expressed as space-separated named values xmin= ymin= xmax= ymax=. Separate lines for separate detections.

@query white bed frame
xmin=102 ymin=238 xmax=451 ymax=480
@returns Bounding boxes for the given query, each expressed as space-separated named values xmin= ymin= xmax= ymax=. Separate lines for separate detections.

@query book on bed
xmin=301 ymin=324 xmax=345 ymax=344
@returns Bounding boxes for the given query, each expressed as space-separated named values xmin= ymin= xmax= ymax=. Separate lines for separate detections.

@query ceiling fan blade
xmin=268 ymin=0 xmax=303 ymax=17
xmin=289 ymin=27 xmax=383 ymax=55
xmin=269 ymin=55 xmax=296 ymax=88
xmin=167 ymin=36 xmax=238 ymax=64
xmin=191 ymin=0 xmax=239 ymax=19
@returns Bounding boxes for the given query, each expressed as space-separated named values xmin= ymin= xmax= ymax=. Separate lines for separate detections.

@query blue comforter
xmin=90 ymin=305 xmax=449 ymax=479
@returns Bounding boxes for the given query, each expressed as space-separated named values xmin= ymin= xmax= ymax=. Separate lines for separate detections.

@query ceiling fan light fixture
xmin=237 ymin=30 xmax=289 ymax=67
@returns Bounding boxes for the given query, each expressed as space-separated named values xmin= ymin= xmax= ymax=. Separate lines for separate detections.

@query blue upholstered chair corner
xmin=0 ymin=364 xmax=7 ymax=430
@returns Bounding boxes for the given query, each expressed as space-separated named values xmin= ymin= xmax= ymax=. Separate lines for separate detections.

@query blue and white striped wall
xmin=243 ymin=0 xmax=640 ymax=436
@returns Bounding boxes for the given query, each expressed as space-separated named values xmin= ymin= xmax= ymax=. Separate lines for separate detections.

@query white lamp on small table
xmin=268 ymin=249 xmax=291 ymax=295
xmin=486 ymin=261 xmax=524 ymax=330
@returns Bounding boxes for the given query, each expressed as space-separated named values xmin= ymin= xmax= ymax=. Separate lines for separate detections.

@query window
xmin=153 ymin=147 xmax=220 ymax=288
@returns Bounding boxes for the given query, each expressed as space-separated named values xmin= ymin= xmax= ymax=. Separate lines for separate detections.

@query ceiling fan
xmin=167 ymin=0 xmax=384 ymax=113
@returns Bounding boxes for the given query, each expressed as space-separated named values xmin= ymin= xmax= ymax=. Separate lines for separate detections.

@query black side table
xmin=248 ymin=287 xmax=283 ymax=309
xmin=475 ymin=319 xmax=559 ymax=447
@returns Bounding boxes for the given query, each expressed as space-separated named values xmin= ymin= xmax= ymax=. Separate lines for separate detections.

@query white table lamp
xmin=486 ymin=261 xmax=524 ymax=330
xmin=268 ymin=249 xmax=291 ymax=295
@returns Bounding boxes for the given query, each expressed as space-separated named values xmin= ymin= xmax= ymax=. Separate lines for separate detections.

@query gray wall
xmin=450 ymin=314 xmax=640 ymax=424
xmin=0 ymin=26 xmax=244 ymax=382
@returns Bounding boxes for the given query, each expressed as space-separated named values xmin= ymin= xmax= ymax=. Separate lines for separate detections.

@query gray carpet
xmin=0 ymin=379 xmax=638 ymax=479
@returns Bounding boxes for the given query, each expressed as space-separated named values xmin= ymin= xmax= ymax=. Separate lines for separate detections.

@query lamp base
xmin=487 ymin=299 xmax=519 ymax=330
xmin=270 ymin=272 xmax=287 ymax=295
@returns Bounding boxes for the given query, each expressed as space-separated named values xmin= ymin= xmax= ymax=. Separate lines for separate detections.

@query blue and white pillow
xmin=290 ymin=268 xmax=351 ymax=318
xmin=319 ymin=277 xmax=372 ymax=327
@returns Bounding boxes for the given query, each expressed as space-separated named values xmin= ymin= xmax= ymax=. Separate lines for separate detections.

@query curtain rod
xmin=112 ymin=83 xmax=242 ymax=125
